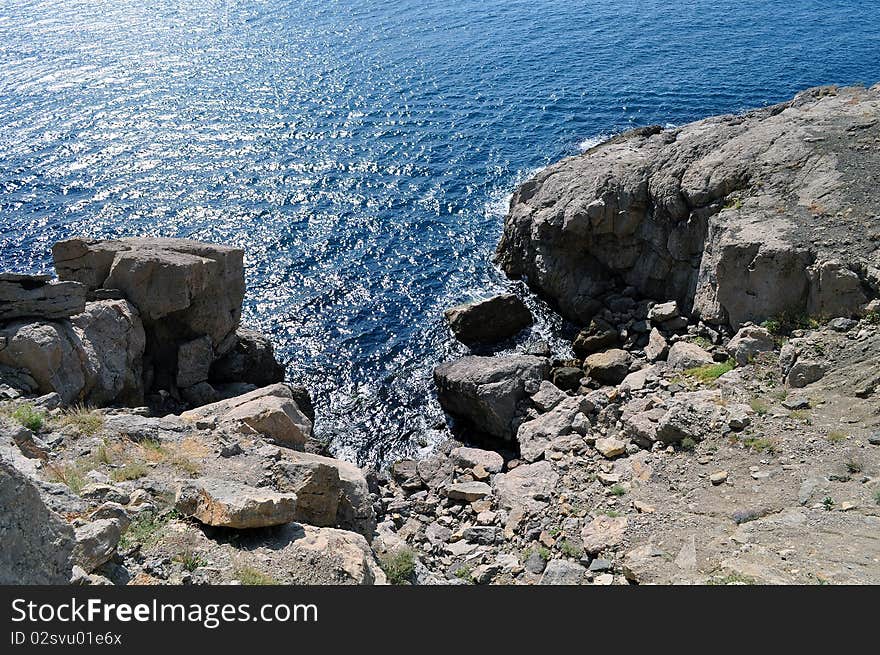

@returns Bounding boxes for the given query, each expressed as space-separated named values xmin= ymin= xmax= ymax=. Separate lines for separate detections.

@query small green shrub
xmin=10 ymin=403 xmax=44 ymax=431
xmin=822 ymin=496 xmax=835 ymax=511
xmin=826 ymin=430 xmax=847 ymax=443
xmin=684 ymin=359 xmax=735 ymax=384
xmin=453 ymin=565 xmax=474 ymax=583
xmin=559 ymin=539 xmax=583 ymax=558
xmin=679 ymin=437 xmax=697 ymax=452
xmin=873 ymin=489 xmax=880 ymax=506
xmin=743 ymin=436 xmax=776 ymax=453
xmin=175 ymin=550 xmax=207 ymax=572
xmin=379 ymin=548 xmax=416 ymax=585
xmin=761 ymin=312 xmax=820 ymax=336
xmin=609 ymin=484 xmax=627 ymax=497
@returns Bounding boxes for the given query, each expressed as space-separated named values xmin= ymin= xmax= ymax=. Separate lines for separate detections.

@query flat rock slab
xmin=0 ymin=276 xmax=86 ymax=321
xmin=444 ymin=293 xmax=533 ymax=345
xmin=175 ymin=477 xmax=297 ymax=529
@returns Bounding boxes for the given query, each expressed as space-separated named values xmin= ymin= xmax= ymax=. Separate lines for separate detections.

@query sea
xmin=2 ymin=0 xmax=879 ymax=464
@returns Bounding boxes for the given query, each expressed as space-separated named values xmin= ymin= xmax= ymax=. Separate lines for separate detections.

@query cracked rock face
xmin=496 ymin=85 xmax=880 ymax=328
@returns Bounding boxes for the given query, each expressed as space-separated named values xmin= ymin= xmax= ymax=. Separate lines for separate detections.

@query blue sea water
xmin=1 ymin=0 xmax=879 ymax=464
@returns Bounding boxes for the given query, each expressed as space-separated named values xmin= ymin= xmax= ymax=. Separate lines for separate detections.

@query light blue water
xmin=1 ymin=0 xmax=879 ymax=463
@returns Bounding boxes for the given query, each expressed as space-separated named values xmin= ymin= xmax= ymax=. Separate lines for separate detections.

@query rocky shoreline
xmin=3 ymin=85 xmax=880 ymax=585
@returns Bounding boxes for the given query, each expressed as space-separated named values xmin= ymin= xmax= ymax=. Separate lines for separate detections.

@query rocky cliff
xmin=496 ymin=85 xmax=880 ymax=328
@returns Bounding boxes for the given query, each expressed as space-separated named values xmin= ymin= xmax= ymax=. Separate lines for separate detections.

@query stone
xmin=80 ymin=484 xmax=131 ymax=505
xmin=710 ymin=471 xmax=729 ymax=485
xmin=782 ymin=395 xmax=811 ymax=410
xmin=0 ymin=457 xmax=75 ymax=584
xmin=787 ymin=360 xmax=825 ymax=388
xmin=176 ymin=335 xmax=213 ymax=388
xmin=495 ymin=86 xmax=880 ymax=329
xmin=175 ymin=478 xmax=297 ymax=529
xmin=446 ymin=481 xmax=491 ymax=502
xmin=462 ymin=526 xmax=499 ymax=545
xmin=274 ymin=523 xmax=386 ymax=585
xmin=209 ymin=328 xmax=286 ymax=388
xmin=572 ymin=318 xmax=618 ymax=357
xmin=181 ymin=383 xmax=312 ymax=447
xmin=539 ymin=559 xmax=586 ymax=585
xmin=180 ymin=381 xmax=219 ymax=407
xmin=450 ymin=447 xmax=504 ymax=474
xmin=727 ymin=404 xmax=752 ymax=431
xmin=645 ymin=328 xmax=668 ymax=361
xmin=0 ymin=299 xmax=145 ymax=406
xmin=584 ymin=349 xmax=632 ymax=384
xmin=53 ymin=238 xmax=245 ymax=391
xmin=0 ymin=274 xmax=86 ymax=321
xmin=655 ymin=393 xmax=724 ymax=443
xmin=516 ymin=396 xmax=582 ymax=462
xmin=530 ymin=380 xmax=567 ymax=412
xmin=443 ymin=294 xmax=533 ymax=345
xmin=726 ymin=325 xmax=776 ymax=365
xmin=276 ymin=451 xmax=375 ymax=538
xmin=648 ymin=301 xmax=679 ymax=323
xmin=73 ymin=519 xmax=123 ymax=572
xmin=493 ymin=460 xmax=558 ymax=514
xmin=582 ymin=515 xmax=627 ymax=555
xmin=433 ymin=355 xmax=549 ymax=440
xmin=667 ymin=341 xmax=714 ymax=370
xmin=595 ymin=437 xmax=626 ymax=459
xmin=551 ymin=366 xmax=584 ymax=391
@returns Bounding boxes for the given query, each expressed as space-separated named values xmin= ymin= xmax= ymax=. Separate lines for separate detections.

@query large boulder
xmin=496 ymin=86 xmax=880 ymax=329
xmin=726 ymin=325 xmax=776 ymax=366
xmin=175 ymin=478 xmax=298 ymax=529
xmin=667 ymin=341 xmax=714 ymax=370
xmin=181 ymin=383 xmax=312 ymax=447
xmin=53 ymin=238 xmax=245 ymax=391
xmin=0 ymin=457 xmax=75 ymax=584
xmin=444 ymin=294 xmax=533 ymax=345
xmin=584 ymin=348 xmax=632 ymax=384
xmin=0 ymin=300 xmax=145 ymax=405
xmin=275 ymin=451 xmax=376 ymax=538
xmin=492 ymin=460 xmax=558 ymax=514
xmin=0 ymin=274 xmax=86 ymax=321
xmin=434 ymin=355 xmax=549 ymax=440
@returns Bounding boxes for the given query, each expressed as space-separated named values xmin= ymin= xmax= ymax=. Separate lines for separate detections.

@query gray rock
xmin=493 ymin=460 xmax=558 ymax=514
xmin=726 ymin=325 xmax=776 ymax=366
xmin=444 ymin=294 xmax=533 ymax=345
xmin=645 ymin=328 xmax=669 ymax=361
xmin=667 ymin=341 xmax=714 ymax=370
xmin=446 ymin=481 xmax=491 ymax=502
xmin=0 ymin=274 xmax=87 ymax=321
xmin=516 ymin=396 xmax=582 ymax=462
xmin=787 ymin=359 xmax=825 ymax=388
xmin=73 ymin=519 xmax=123 ymax=573
xmin=433 ymin=355 xmax=549 ymax=440
xmin=552 ymin=366 xmax=584 ymax=391
xmin=539 ymin=559 xmax=586 ymax=585
xmin=572 ymin=318 xmax=618 ymax=357
xmin=0 ymin=457 xmax=75 ymax=583
xmin=175 ymin=478 xmax=298 ymax=529
xmin=584 ymin=349 xmax=632 ymax=384
xmin=450 ymin=447 xmax=504 ymax=473
xmin=495 ymin=86 xmax=879 ymax=329
xmin=176 ymin=335 xmax=213 ymax=388
xmin=530 ymin=380 xmax=567 ymax=412
xmin=648 ymin=301 xmax=679 ymax=323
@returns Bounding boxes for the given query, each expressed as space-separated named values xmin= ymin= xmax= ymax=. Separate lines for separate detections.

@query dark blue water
xmin=2 ymin=0 xmax=879 ymax=463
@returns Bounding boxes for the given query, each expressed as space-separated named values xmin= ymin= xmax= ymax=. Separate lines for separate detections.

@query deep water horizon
xmin=2 ymin=0 xmax=879 ymax=464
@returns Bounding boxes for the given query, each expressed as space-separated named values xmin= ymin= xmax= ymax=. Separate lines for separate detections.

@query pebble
xmin=709 ymin=471 xmax=728 ymax=485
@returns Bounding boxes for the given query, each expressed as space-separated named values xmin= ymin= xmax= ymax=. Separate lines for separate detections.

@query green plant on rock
xmin=761 ymin=311 xmax=820 ymax=337
xmin=743 ymin=436 xmax=776 ymax=454
xmin=44 ymin=462 xmax=87 ymax=495
xmin=379 ymin=547 xmax=416 ymax=585
xmin=175 ymin=550 xmax=208 ymax=572
xmin=559 ymin=539 xmax=583 ymax=558
xmin=679 ymin=437 xmax=697 ymax=452
xmin=234 ymin=566 xmax=278 ymax=586
xmin=826 ymin=430 xmax=847 ymax=443
xmin=111 ymin=462 xmax=149 ymax=482
xmin=822 ymin=496 xmax=835 ymax=511
xmin=9 ymin=403 xmax=45 ymax=431
xmin=609 ymin=484 xmax=627 ymax=497
xmin=684 ymin=359 xmax=735 ymax=384
xmin=453 ymin=564 xmax=474 ymax=583
xmin=119 ymin=512 xmax=174 ymax=550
